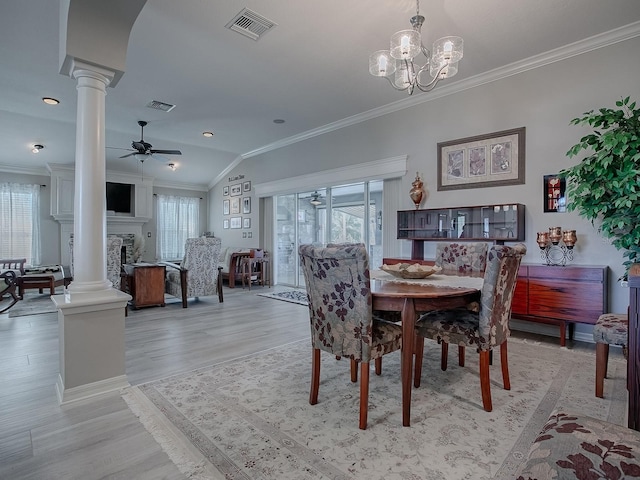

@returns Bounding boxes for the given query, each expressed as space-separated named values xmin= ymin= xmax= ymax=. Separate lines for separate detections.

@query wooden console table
xmin=121 ymin=263 xmax=166 ymax=309
xmin=512 ymin=264 xmax=608 ymax=346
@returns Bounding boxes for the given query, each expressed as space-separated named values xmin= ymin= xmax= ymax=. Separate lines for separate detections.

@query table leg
xmin=401 ymin=297 xmax=416 ymax=427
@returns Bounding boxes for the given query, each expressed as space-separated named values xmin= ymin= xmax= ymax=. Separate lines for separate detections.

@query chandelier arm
xmin=415 ymin=62 xmax=447 ymax=92
xmin=382 ymin=75 xmax=411 ymax=92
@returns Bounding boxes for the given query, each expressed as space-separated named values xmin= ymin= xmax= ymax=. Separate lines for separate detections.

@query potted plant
xmin=560 ymin=96 xmax=640 ymax=280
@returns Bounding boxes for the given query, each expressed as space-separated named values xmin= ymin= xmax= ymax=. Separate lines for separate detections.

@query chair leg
xmin=458 ymin=345 xmax=465 ymax=367
xmin=414 ymin=337 xmax=425 ymax=388
xmin=479 ymin=350 xmax=492 ymax=412
xmin=375 ymin=357 xmax=382 ymax=376
xmin=595 ymin=342 xmax=609 ymax=398
xmin=310 ymin=348 xmax=320 ymax=405
xmin=217 ymin=270 xmax=224 ymax=303
xmin=500 ymin=342 xmax=510 ymax=391
xmin=359 ymin=361 xmax=370 ymax=430
xmin=441 ymin=342 xmax=449 ymax=371
xmin=351 ymin=359 xmax=358 ymax=383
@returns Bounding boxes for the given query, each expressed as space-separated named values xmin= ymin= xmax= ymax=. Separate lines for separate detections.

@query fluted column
xmin=69 ymin=62 xmax=113 ymax=295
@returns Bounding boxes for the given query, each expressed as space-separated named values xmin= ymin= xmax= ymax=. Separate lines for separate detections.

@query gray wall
xmin=211 ymin=35 xmax=640 ymax=322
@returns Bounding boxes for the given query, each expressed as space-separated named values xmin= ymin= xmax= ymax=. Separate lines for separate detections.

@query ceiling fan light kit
xmin=309 ymin=191 xmax=323 ymax=206
xmin=117 ymin=120 xmax=182 ymax=163
xmin=369 ymin=0 xmax=463 ymax=95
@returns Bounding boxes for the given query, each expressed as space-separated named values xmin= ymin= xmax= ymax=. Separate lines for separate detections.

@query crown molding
xmin=241 ymin=21 xmax=640 ymax=160
xmin=0 ymin=163 xmax=50 ymax=177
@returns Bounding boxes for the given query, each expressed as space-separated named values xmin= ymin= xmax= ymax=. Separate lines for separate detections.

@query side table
xmin=121 ymin=263 xmax=166 ymax=309
xmin=240 ymin=257 xmax=270 ymax=290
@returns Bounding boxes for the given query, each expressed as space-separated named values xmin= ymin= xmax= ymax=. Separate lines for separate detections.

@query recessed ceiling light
xmin=32 ymin=144 xmax=44 ymax=153
xmin=42 ymin=97 xmax=59 ymax=105
xmin=202 ymin=131 xmax=214 ymax=137
xmin=273 ymin=119 xmax=285 ymax=124
xmin=168 ymin=163 xmax=176 ymax=171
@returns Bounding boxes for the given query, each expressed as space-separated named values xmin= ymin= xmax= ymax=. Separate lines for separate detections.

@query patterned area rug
xmin=122 ymin=338 xmax=627 ymax=480
xmin=7 ymin=292 xmax=59 ymax=317
xmin=257 ymin=289 xmax=308 ymax=306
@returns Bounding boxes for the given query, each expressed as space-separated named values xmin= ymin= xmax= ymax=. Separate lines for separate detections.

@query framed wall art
xmin=230 ymin=216 xmax=242 ymax=229
xmin=243 ymin=181 xmax=251 ymax=192
xmin=543 ymin=174 xmax=567 ymax=212
xmin=223 ymin=186 xmax=229 ymax=196
xmin=243 ymin=217 xmax=251 ymax=229
xmin=242 ymin=196 xmax=251 ymax=214
xmin=223 ymin=219 xmax=229 ymax=229
xmin=230 ymin=184 xmax=242 ymax=196
xmin=437 ymin=127 xmax=526 ymax=191
xmin=223 ymin=199 xmax=230 ymax=215
xmin=231 ymin=197 xmax=240 ymax=214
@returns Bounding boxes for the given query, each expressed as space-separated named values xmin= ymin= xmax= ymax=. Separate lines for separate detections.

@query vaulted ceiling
xmin=1 ymin=0 xmax=639 ymax=189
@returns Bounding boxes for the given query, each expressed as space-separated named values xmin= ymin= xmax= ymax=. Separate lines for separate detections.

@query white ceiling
xmin=1 ymin=0 xmax=639 ymax=190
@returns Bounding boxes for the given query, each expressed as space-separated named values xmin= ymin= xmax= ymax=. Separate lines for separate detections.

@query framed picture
xmin=242 ymin=196 xmax=251 ymax=214
xmin=223 ymin=186 xmax=229 ymax=196
xmin=230 ymin=216 xmax=242 ymax=229
xmin=243 ymin=181 xmax=251 ymax=192
xmin=543 ymin=174 xmax=567 ymax=213
xmin=231 ymin=197 xmax=240 ymax=214
xmin=230 ymin=184 xmax=242 ymax=196
xmin=243 ymin=217 xmax=251 ymax=229
xmin=223 ymin=199 xmax=230 ymax=215
xmin=437 ymin=127 xmax=526 ymax=191
xmin=223 ymin=219 xmax=229 ymax=229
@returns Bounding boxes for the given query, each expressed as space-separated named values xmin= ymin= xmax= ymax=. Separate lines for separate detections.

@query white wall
xmin=211 ymin=35 xmax=640 ymax=320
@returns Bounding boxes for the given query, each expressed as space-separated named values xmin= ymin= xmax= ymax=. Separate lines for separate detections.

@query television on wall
xmin=106 ymin=182 xmax=133 ymax=214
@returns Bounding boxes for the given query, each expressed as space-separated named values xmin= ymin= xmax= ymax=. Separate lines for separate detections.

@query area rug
xmin=7 ymin=292 xmax=59 ymax=317
xmin=257 ymin=289 xmax=308 ymax=306
xmin=122 ymin=338 xmax=627 ymax=480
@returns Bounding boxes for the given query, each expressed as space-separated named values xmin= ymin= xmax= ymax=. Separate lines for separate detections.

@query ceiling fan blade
xmin=119 ymin=152 xmax=137 ymax=158
xmin=107 ymin=146 xmax=134 ymax=151
xmin=151 ymin=149 xmax=182 ymax=155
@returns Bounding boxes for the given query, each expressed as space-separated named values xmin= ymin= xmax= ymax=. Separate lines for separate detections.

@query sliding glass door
xmin=276 ymin=181 xmax=383 ymax=288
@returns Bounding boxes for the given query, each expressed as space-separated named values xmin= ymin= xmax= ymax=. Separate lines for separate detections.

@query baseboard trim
xmin=56 ymin=374 xmax=130 ymax=405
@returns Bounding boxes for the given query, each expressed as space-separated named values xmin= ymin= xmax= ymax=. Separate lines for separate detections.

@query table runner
xmin=371 ymin=269 xmax=484 ymax=289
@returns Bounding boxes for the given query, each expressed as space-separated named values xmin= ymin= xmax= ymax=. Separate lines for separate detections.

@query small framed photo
xmin=223 ymin=199 xmax=230 ymax=215
xmin=231 ymin=197 xmax=240 ymax=214
xmin=543 ymin=174 xmax=567 ymax=213
xmin=243 ymin=217 xmax=251 ymax=229
xmin=248 ymin=232 xmax=252 ymax=238
xmin=223 ymin=186 xmax=229 ymax=196
xmin=243 ymin=181 xmax=251 ymax=192
xmin=242 ymin=196 xmax=251 ymax=214
xmin=242 ymin=232 xmax=247 ymax=238
xmin=230 ymin=184 xmax=242 ymax=196
xmin=223 ymin=219 xmax=230 ymax=229
xmin=230 ymin=216 xmax=242 ymax=229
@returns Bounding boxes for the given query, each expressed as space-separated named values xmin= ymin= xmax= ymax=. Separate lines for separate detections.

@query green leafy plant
xmin=560 ymin=96 xmax=640 ymax=280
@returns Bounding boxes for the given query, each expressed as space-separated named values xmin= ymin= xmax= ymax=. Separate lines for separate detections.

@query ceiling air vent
xmin=146 ymin=100 xmax=176 ymax=113
xmin=225 ymin=8 xmax=276 ymax=41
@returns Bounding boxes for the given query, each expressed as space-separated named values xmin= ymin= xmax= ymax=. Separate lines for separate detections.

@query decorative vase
xmin=409 ymin=172 xmax=424 ymax=209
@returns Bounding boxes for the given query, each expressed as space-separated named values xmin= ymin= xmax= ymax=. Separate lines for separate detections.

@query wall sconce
xmin=377 ymin=210 xmax=382 ymax=230
xmin=536 ymin=227 xmax=577 ymax=266
xmin=31 ymin=144 xmax=44 ymax=153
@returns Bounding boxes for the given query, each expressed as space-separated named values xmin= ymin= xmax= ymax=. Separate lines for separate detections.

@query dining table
xmin=370 ymin=269 xmax=483 ymax=427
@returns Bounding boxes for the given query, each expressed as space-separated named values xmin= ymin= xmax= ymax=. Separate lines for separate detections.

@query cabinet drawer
xmin=527 ymin=265 xmax=605 ymax=283
xmin=512 ymin=278 xmax=528 ymax=315
xmin=528 ymin=280 xmax=604 ymax=323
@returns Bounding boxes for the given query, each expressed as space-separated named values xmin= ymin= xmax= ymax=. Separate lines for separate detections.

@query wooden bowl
xmin=380 ymin=263 xmax=442 ymax=279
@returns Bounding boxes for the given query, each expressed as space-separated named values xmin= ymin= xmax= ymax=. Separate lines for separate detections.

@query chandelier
xmin=369 ymin=0 xmax=463 ymax=95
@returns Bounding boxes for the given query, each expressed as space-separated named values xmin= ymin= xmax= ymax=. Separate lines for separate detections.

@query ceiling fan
xmin=116 ymin=120 xmax=182 ymax=161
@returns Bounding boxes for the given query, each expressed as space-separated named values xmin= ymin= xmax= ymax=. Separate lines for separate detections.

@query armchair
xmin=69 ymin=236 xmax=124 ymax=289
xmin=163 ymin=237 xmax=223 ymax=308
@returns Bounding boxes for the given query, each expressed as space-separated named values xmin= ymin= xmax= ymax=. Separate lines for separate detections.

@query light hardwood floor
xmin=0 ymin=286 xmax=310 ymax=479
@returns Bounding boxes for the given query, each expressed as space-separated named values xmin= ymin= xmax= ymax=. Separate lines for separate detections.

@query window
xmin=0 ymin=182 xmax=41 ymax=265
xmin=156 ymin=194 xmax=200 ymax=261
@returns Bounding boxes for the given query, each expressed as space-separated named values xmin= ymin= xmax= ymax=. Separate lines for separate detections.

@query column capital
xmin=64 ymin=58 xmax=116 ymax=88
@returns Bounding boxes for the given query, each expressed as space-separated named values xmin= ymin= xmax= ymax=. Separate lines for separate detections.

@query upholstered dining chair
xmin=69 ymin=235 xmax=124 ymax=289
xmin=163 ymin=237 xmax=223 ymax=308
xmin=434 ymin=241 xmax=489 ymax=367
xmin=298 ymin=243 xmax=403 ymax=430
xmin=413 ymin=243 xmax=526 ymax=412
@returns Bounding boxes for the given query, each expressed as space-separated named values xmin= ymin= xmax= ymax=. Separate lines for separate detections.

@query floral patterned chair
xmin=163 ymin=237 xmax=223 ymax=308
xmin=414 ymin=243 xmax=526 ymax=412
xmin=69 ymin=236 xmax=123 ymax=290
xmin=298 ymin=243 xmax=403 ymax=430
xmin=434 ymin=241 xmax=489 ymax=367
xmin=593 ymin=312 xmax=628 ymax=398
xmin=515 ymin=410 xmax=640 ymax=479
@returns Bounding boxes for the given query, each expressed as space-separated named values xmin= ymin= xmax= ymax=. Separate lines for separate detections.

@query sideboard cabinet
xmin=628 ymin=263 xmax=640 ymax=431
xmin=397 ymin=203 xmax=525 ymax=259
xmin=512 ymin=264 xmax=608 ymax=346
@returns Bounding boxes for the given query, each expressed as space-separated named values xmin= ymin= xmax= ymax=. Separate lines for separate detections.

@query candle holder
xmin=537 ymin=227 xmax=577 ymax=266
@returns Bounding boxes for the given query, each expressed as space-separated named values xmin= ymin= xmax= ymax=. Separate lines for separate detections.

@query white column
xmin=68 ymin=64 xmax=113 ymax=295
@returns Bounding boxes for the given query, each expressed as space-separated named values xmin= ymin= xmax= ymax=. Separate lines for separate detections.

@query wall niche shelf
xmin=397 ymin=203 xmax=525 ymax=259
